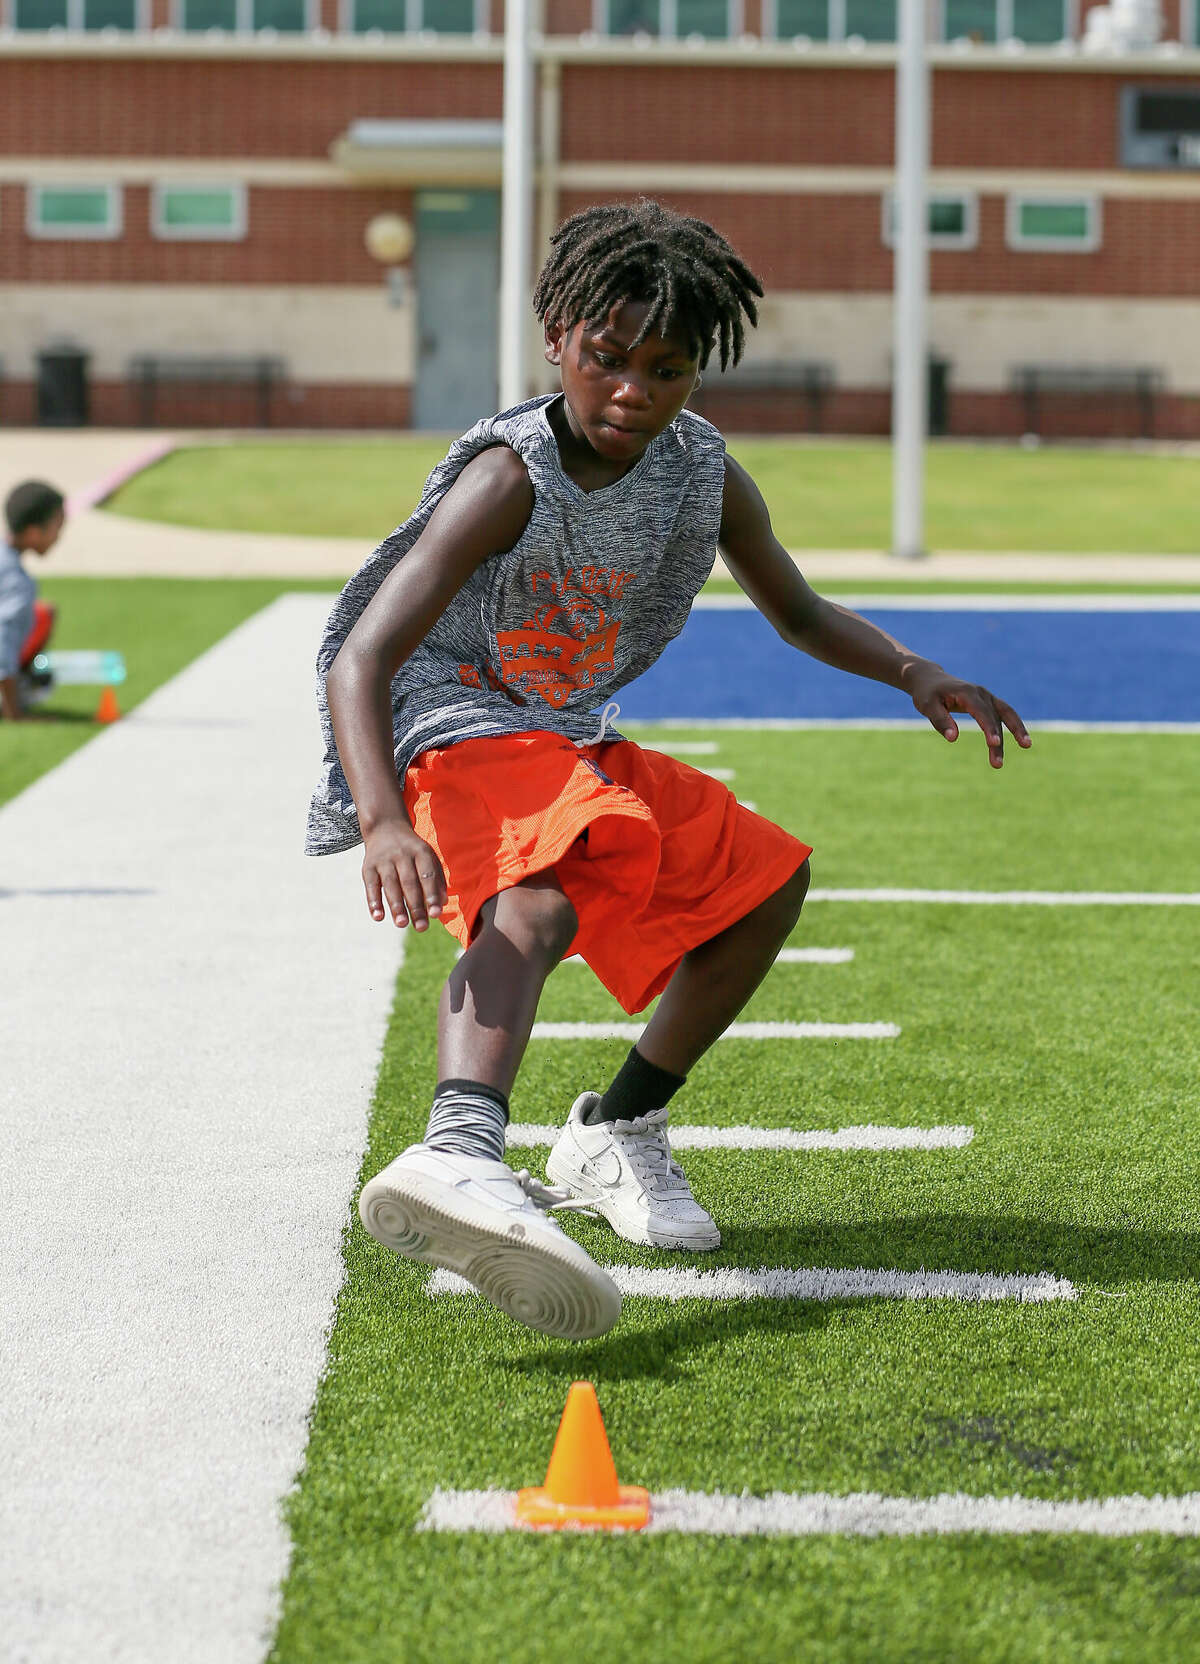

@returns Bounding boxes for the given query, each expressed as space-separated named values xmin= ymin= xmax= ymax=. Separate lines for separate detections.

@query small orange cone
xmin=95 ymin=685 xmax=121 ymax=724
xmin=516 ymin=1381 xmax=650 ymax=1531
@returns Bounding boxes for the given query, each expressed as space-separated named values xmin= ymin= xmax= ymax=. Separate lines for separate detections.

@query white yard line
xmin=637 ymin=717 xmax=1200 ymax=735
xmin=418 ymin=1487 xmax=1200 ymax=1538
xmin=428 ymin=1266 xmax=1074 ymax=1303
xmin=808 ymin=888 xmax=1200 ymax=906
xmin=778 ymin=946 xmax=855 ymax=963
xmin=699 ymin=766 xmax=736 ymax=780
xmin=691 ymin=592 xmax=1200 ymax=612
xmin=0 ymin=594 xmax=400 ymax=1664
xmin=505 ymin=1123 xmax=973 ymax=1150
xmin=530 ymin=1021 xmax=899 ymax=1040
xmin=655 ymin=740 xmax=720 ymax=754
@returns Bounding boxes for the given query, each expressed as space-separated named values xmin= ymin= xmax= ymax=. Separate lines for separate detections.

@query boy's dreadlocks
xmin=533 ymin=199 xmax=763 ymax=372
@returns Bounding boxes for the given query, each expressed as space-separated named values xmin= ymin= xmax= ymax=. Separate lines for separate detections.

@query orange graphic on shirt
xmin=491 ymin=567 xmax=636 ymax=710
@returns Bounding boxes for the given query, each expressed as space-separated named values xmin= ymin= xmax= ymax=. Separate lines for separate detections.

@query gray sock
xmin=424 ymin=1079 xmax=508 ymax=1163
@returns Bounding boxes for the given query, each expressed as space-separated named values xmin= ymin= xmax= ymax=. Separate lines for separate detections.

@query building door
xmin=413 ymin=190 xmax=500 ymax=430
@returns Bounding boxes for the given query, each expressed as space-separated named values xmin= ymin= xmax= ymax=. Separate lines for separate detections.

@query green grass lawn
xmin=8 ymin=583 xmax=1200 ymax=1661
xmin=0 ymin=578 xmax=334 ymax=808
xmin=272 ymin=726 xmax=1200 ymax=1664
xmin=104 ymin=437 xmax=1200 ymax=554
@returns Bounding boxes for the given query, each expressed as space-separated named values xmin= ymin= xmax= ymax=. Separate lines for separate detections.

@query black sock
xmin=584 ymin=1046 xmax=686 ymax=1125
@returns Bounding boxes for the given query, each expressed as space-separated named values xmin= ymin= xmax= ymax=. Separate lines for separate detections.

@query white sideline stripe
xmin=692 ymin=591 xmax=1200 ymax=612
xmin=0 ymin=595 xmax=403 ymax=1664
xmin=417 ymin=1487 xmax=1200 ymax=1538
xmin=637 ymin=717 xmax=1200 ymax=735
xmin=778 ymin=946 xmax=855 ymax=963
xmin=505 ymin=1122 xmax=974 ymax=1151
xmin=428 ymin=1265 xmax=1074 ymax=1303
xmin=530 ymin=1021 xmax=899 ymax=1040
xmin=808 ymin=887 xmax=1200 ymax=906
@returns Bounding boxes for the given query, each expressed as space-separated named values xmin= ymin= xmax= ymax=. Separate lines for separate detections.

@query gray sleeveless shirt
xmin=305 ymin=393 xmax=726 ymax=856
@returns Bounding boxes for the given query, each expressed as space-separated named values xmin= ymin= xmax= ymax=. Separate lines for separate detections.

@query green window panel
xmin=677 ymin=0 xmax=728 ymax=35
xmin=252 ymin=0 xmax=306 ymax=28
xmin=36 ymin=188 xmax=115 ymax=228
xmin=352 ymin=0 xmax=405 ymax=26
xmin=929 ymin=199 xmax=967 ymax=236
xmin=83 ymin=0 xmax=137 ymax=25
xmin=774 ymin=0 xmax=827 ymax=36
xmin=845 ymin=0 xmax=895 ymax=39
xmin=422 ymin=0 xmax=474 ymax=29
xmin=182 ymin=0 xmax=238 ymax=25
xmin=159 ymin=187 xmax=241 ymax=231
xmin=944 ymin=0 xmax=996 ymax=40
xmin=1012 ymin=0 xmax=1065 ymax=40
xmin=14 ymin=0 xmax=69 ymax=26
xmin=1018 ymin=200 xmax=1090 ymax=240
xmin=608 ymin=0 xmax=660 ymax=33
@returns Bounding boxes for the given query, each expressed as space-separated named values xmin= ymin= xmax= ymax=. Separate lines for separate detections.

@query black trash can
xmin=36 ymin=343 xmax=90 ymax=427
xmin=928 ymin=352 xmax=952 ymax=437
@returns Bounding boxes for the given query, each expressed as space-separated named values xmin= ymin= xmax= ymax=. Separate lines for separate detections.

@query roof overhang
xmin=329 ymin=118 xmax=503 ymax=184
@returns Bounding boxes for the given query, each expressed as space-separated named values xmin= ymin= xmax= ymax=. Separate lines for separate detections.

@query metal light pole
xmin=891 ymin=0 xmax=930 ymax=560
xmin=499 ymin=0 xmax=535 ymax=412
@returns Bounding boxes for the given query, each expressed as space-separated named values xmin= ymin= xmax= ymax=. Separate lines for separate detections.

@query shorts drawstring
xmin=582 ymin=700 xmax=621 ymax=747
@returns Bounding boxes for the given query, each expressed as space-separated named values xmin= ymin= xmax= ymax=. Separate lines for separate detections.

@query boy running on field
xmin=307 ymin=199 xmax=1030 ymax=1343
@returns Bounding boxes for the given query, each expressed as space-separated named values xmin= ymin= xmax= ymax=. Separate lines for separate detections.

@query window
xmin=1007 ymin=195 xmax=1101 ymax=251
xmin=28 ymin=185 xmax=122 ymax=239
xmin=943 ymin=0 xmax=1070 ymax=42
xmin=350 ymin=0 xmax=477 ymax=29
xmin=152 ymin=184 xmax=246 ymax=240
xmin=769 ymin=0 xmax=895 ymax=39
xmin=178 ymin=0 xmax=307 ymax=26
xmin=601 ymin=0 xmax=734 ymax=36
xmin=883 ymin=191 xmax=978 ymax=249
xmin=15 ymin=0 xmax=137 ymax=23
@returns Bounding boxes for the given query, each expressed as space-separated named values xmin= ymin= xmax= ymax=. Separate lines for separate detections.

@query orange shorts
xmin=403 ymin=730 xmax=812 ymax=1014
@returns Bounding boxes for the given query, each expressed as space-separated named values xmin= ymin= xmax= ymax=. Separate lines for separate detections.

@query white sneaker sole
xmin=546 ymin=1148 xmax=722 ymax=1253
xmin=358 ymin=1167 xmax=621 ymax=1341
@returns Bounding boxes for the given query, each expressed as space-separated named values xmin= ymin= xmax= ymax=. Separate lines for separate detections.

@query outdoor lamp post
xmin=365 ymin=212 xmax=415 ymax=307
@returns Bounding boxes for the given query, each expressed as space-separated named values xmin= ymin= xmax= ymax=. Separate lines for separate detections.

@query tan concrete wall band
xmin=0 ymin=282 xmax=414 ymax=380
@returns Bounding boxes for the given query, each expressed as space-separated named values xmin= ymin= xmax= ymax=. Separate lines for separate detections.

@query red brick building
xmin=2 ymin=0 xmax=1200 ymax=434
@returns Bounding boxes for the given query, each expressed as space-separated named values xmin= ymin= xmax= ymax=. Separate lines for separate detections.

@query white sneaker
xmin=358 ymin=1143 xmax=621 ymax=1341
xmin=546 ymin=1093 xmax=721 ymax=1252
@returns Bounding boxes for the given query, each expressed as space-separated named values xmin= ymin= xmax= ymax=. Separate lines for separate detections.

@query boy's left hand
xmin=904 ymin=663 xmax=1031 ymax=769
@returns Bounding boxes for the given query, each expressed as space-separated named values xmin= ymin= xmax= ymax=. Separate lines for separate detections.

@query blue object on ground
xmin=619 ymin=609 xmax=1200 ymax=725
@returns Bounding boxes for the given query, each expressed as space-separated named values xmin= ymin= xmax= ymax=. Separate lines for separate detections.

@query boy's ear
xmin=544 ymin=319 xmax=566 ymax=366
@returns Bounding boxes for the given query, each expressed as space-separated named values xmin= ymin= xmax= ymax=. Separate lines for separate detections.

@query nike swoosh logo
xmin=581 ymin=1150 xmax=623 ymax=1187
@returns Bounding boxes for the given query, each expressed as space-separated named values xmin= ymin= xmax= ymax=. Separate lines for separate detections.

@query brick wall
xmin=0 ymin=184 xmax=415 ymax=285
xmin=558 ymin=63 xmax=1200 ymax=169
xmin=558 ymin=187 xmax=1200 ymax=298
xmin=0 ymin=58 xmax=502 ymax=157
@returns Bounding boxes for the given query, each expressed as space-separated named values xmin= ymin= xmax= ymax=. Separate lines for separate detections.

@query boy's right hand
xmin=361 ymin=821 xmax=446 ymax=931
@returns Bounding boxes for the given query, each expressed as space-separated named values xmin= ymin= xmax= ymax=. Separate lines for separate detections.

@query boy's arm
xmin=717 ymin=456 xmax=1031 ymax=769
xmin=325 ymin=446 xmax=534 ymax=927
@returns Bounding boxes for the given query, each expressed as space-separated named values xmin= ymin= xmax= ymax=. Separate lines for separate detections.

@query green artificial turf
xmin=271 ymin=727 xmax=1200 ymax=1664
xmin=104 ymin=437 xmax=1200 ymax=554
xmin=0 ymin=578 xmax=336 ymax=809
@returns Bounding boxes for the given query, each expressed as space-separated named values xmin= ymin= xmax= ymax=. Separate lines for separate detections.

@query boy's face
xmin=17 ymin=510 xmax=64 ymax=556
xmin=545 ymin=301 xmax=701 ymax=464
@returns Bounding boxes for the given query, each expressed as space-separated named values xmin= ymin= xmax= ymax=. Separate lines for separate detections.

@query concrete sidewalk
xmin=9 ymin=427 xmax=1200 ymax=584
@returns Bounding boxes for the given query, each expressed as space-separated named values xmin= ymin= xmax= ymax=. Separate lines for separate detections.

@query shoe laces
xmin=513 ymin=1168 xmax=598 ymax=1219
xmin=610 ymin=1113 xmax=689 ymax=1196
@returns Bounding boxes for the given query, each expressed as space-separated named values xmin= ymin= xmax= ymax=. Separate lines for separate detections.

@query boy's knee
xmin=502 ymin=878 xmax=578 ymax=963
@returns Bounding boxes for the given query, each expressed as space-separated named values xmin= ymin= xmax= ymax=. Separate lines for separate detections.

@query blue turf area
xmin=620 ymin=606 xmax=1200 ymax=725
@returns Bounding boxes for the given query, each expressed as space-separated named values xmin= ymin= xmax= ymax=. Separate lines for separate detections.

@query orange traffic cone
xmin=95 ymin=685 xmax=121 ymax=724
xmin=516 ymin=1381 xmax=650 ymax=1531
